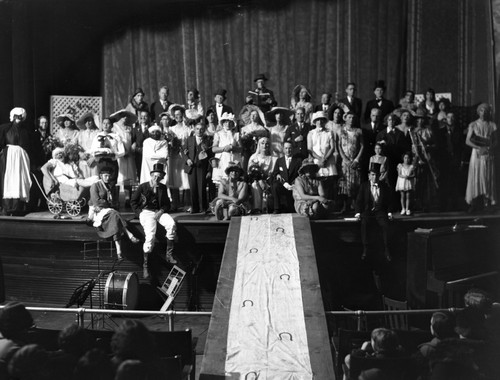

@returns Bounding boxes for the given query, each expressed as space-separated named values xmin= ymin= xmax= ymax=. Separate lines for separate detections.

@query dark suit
xmin=313 ymin=104 xmax=337 ymax=121
xmin=150 ymin=100 xmax=172 ymax=123
xmin=376 ymin=128 xmax=406 ymax=188
xmin=247 ymin=87 xmax=277 ymax=113
xmin=206 ymin=104 xmax=233 ymax=125
xmin=271 ymin=156 xmax=301 ymax=212
xmin=339 ymin=96 xmax=363 ymax=119
xmin=182 ymin=135 xmax=213 ymax=213
xmin=364 ymin=98 xmax=395 ymax=123
xmin=130 ymin=181 xmax=171 ymax=216
xmin=131 ymin=124 xmax=149 ymax=180
xmin=355 ymin=180 xmax=393 ymax=254
xmin=284 ymin=122 xmax=311 ymax=159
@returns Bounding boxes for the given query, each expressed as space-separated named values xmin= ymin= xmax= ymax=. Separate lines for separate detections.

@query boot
xmin=166 ymin=239 xmax=177 ymax=264
xmin=143 ymin=253 xmax=149 ymax=279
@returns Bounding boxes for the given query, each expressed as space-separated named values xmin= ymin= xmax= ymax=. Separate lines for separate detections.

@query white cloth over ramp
xmin=225 ymin=214 xmax=313 ymax=379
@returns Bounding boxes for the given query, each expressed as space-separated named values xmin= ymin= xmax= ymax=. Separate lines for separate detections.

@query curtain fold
xmin=102 ymin=0 xmax=409 ymax=117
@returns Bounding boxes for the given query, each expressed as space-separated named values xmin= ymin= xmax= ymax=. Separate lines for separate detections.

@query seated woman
xmin=91 ymin=199 xmax=139 ymax=261
xmin=211 ymin=161 xmax=249 ymax=220
xmin=41 ymin=145 xmax=98 ymax=197
xmin=293 ymin=158 xmax=332 ymax=219
xmin=248 ymin=137 xmax=277 ymax=213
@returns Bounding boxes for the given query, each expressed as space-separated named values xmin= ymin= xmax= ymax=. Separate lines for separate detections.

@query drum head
xmin=104 ymin=272 xmax=139 ymax=310
xmin=122 ymin=272 xmax=139 ymax=310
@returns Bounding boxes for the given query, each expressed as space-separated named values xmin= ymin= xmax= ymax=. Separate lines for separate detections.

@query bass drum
xmin=104 ymin=272 xmax=139 ymax=310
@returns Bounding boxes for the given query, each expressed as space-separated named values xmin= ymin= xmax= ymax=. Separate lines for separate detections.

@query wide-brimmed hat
xmin=52 ymin=147 xmax=65 ymax=159
xmin=132 ymin=87 xmax=145 ymax=97
xmin=254 ymin=73 xmax=268 ymax=82
xmin=266 ymin=107 xmax=294 ymax=124
xmin=99 ymin=166 xmax=114 ymax=175
xmin=76 ymin=111 xmax=99 ymax=130
xmin=56 ymin=114 xmax=74 ymax=124
xmin=214 ymin=88 xmax=227 ymax=99
xmin=238 ymin=104 xmax=266 ymax=126
xmin=298 ymin=158 xmax=320 ymax=175
xmin=220 ymin=112 xmax=236 ymax=125
xmin=9 ymin=107 xmax=27 ymax=122
xmin=185 ymin=109 xmax=203 ymax=122
xmin=225 ymin=161 xmax=244 ymax=177
xmin=168 ymin=103 xmax=186 ymax=117
xmin=109 ymin=109 xmax=138 ymax=125
xmin=0 ymin=302 xmax=34 ymax=334
xmin=414 ymin=108 xmax=427 ymax=119
xmin=148 ymin=124 xmax=162 ymax=134
xmin=150 ymin=162 xmax=165 ymax=175
xmin=311 ymin=111 xmax=328 ymax=124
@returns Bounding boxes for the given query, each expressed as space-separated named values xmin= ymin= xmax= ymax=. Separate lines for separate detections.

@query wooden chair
xmin=382 ymin=295 xmax=409 ymax=330
xmin=332 ymin=329 xmax=371 ymax=378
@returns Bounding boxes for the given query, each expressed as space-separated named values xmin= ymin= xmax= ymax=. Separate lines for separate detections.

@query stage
xmin=0 ymin=210 xmax=499 ymax=316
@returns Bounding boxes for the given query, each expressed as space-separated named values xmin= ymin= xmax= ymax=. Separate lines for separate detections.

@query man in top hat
xmin=246 ymin=74 xmax=277 ymax=114
xmin=182 ymin=123 xmax=213 ymax=213
xmin=271 ymin=141 xmax=301 ymax=213
xmin=363 ymin=80 xmax=395 ymax=123
xmin=206 ymin=89 xmax=233 ymax=125
xmin=355 ymin=163 xmax=393 ymax=262
xmin=131 ymin=162 xmax=177 ymax=278
xmin=150 ymin=86 xmax=173 ymax=123
xmin=338 ymin=82 xmax=363 ymax=120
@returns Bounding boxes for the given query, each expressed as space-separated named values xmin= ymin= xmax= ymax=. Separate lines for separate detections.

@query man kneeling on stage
xmin=131 ymin=163 xmax=177 ymax=279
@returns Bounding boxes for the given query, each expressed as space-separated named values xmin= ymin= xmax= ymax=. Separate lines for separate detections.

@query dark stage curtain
xmin=102 ymin=0 xmax=409 ymax=117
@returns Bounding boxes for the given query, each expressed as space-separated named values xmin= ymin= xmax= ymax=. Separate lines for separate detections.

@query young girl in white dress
xmin=396 ymin=152 xmax=415 ymax=215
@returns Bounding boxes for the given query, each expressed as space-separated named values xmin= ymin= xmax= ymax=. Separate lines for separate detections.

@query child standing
xmin=396 ymin=152 xmax=415 ymax=215
xmin=369 ymin=143 xmax=388 ymax=183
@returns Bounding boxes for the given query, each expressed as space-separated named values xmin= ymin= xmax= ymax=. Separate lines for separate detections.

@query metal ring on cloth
xmin=249 ymin=248 xmax=258 ymax=253
xmin=275 ymin=227 xmax=285 ymax=233
xmin=250 ymin=217 xmax=259 ymax=221
xmin=280 ymin=274 xmax=290 ymax=281
xmin=242 ymin=299 xmax=254 ymax=307
xmin=245 ymin=372 xmax=259 ymax=380
xmin=279 ymin=332 xmax=293 ymax=341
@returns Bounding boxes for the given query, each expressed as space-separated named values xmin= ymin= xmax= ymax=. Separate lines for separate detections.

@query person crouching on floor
xmin=130 ymin=163 xmax=177 ymax=279
xmin=211 ymin=161 xmax=249 ymax=220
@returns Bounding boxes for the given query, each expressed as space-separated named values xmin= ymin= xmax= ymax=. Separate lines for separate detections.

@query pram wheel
xmin=47 ymin=197 xmax=63 ymax=215
xmin=66 ymin=200 xmax=82 ymax=216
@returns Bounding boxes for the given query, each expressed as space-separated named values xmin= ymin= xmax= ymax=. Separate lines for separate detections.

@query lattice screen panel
xmin=50 ymin=95 xmax=103 ymax=134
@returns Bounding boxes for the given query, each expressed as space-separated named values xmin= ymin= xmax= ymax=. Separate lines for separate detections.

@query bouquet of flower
xmin=241 ymin=132 xmax=258 ymax=154
xmin=247 ymin=164 xmax=264 ymax=182
xmin=42 ymin=135 xmax=58 ymax=158
xmin=168 ymin=135 xmax=182 ymax=156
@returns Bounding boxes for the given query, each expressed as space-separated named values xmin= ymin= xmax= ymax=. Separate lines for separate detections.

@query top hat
xmin=214 ymin=88 xmax=227 ymax=99
xmin=150 ymin=162 xmax=165 ymax=175
xmin=373 ymin=80 xmax=387 ymax=91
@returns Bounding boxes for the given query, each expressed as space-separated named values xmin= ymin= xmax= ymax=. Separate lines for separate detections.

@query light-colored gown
xmin=309 ymin=128 xmax=337 ymax=177
xmin=465 ymin=120 xmax=497 ymax=205
xmin=212 ymin=129 xmax=241 ymax=183
xmin=167 ymin=123 xmax=191 ymax=190
xmin=76 ymin=128 xmax=99 ymax=178
xmin=113 ymin=122 xmax=137 ymax=186
xmin=338 ymin=126 xmax=362 ymax=196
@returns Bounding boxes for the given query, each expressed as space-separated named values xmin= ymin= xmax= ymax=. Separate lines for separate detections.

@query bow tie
xmin=371 ymin=183 xmax=379 ymax=188
xmin=376 ymin=98 xmax=382 ymax=101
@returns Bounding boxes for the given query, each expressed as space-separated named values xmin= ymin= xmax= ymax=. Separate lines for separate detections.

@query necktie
xmin=371 ymin=183 xmax=379 ymax=201
xmin=286 ymin=157 xmax=290 ymax=169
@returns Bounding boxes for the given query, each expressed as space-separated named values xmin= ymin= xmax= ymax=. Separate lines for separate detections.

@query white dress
xmin=212 ymin=129 xmax=241 ymax=183
xmin=309 ymin=128 xmax=337 ymax=177
xmin=268 ymin=124 xmax=288 ymax=157
xmin=395 ymin=163 xmax=415 ymax=191
xmin=168 ymin=123 xmax=191 ymax=190
xmin=113 ymin=122 xmax=137 ymax=186
xmin=76 ymin=128 xmax=99 ymax=178
xmin=140 ymin=138 xmax=168 ymax=184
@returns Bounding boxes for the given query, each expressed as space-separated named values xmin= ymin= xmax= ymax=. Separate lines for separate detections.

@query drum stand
xmin=82 ymin=241 xmax=119 ymax=330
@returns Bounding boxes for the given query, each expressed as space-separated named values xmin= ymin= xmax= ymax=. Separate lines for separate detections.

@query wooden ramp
xmin=200 ymin=214 xmax=335 ymax=379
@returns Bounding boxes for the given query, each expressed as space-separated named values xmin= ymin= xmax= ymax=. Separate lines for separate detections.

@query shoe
xmin=406 ymin=209 xmax=411 ymax=216
xmin=400 ymin=209 xmax=406 ymax=215
xmin=116 ymin=254 xmax=124 ymax=263
xmin=215 ymin=206 xmax=224 ymax=221
xmin=384 ymin=250 xmax=392 ymax=262
xmin=129 ymin=235 xmax=140 ymax=244
xmin=166 ymin=254 xmax=178 ymax=265
xmin=361 ymin=249 xmax=367 ymax=260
